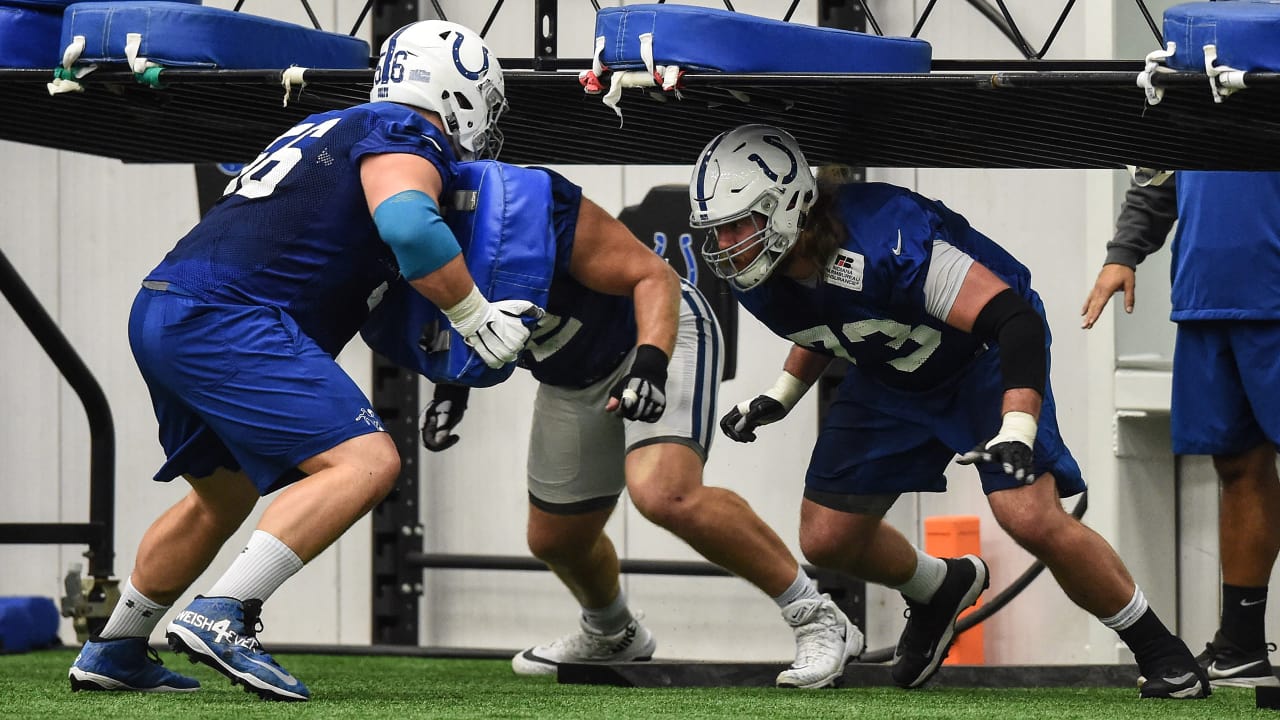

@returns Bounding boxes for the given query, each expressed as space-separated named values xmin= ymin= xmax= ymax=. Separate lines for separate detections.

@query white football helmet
xmin=688 ymin=124 xmax=816 ymax=290
xmin=371 ymin=20 xmax=508 ymax=160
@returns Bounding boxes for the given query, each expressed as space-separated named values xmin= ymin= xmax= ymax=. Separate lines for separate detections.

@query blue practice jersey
xmin=738 ymin=182 xmax=1032 ymax=392
xmin=1172 ymin=171 xmax=1280 ymax=320
xmin=146 ymin=102 xmax=457 ymax=356
xmin=519 ymin=169 xmax=637 ymax=388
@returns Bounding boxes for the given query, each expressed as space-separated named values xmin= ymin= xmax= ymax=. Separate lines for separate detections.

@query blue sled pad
xmin=1 ymin=0 xmax=200 ymax=68
xmin=594 ymin=3 xmax=930 ymax=74
xmin=11 ymin=0 xmax=198 ymax=9
xmin=61 ymin=1 xmax=369 ymax=69
xmin=0 ymin=4 xmax=61 ymax=67
xmin=361 ymin=161 xmax=556 ymax=388
xmin=0 ymin=596 xmax=59 ymax=653
xmin=1165 ymin=1 xmax=1280 ymax=72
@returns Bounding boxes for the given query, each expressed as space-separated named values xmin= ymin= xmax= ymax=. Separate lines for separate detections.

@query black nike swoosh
xmin=520 ymin=649 xmax=558 ymax=667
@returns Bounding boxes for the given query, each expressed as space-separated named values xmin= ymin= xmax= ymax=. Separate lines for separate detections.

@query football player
xmin=423 ymin=167 xmax=864 ymax=688
xmin=688 ymin=123 xmax=1207 ymax=699
xmin=68 ymin=20 xmax=526 ymax=701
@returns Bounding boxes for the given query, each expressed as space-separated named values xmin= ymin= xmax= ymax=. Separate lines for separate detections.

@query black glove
xmin=608 ymin=344 xmax=669 ymax=423
xmin=720 ymin=396 xmax=789 ymax=443
xmin=956 ymin=411 xmax=1038 ymax=482
xmin=420 ymin=383 xmax=471 ymax=452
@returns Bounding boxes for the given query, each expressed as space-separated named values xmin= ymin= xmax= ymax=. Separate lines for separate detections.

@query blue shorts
xmin=806 ymin=325 xmax=1085 ymax=500
xmin=128 ymin=287 xmax=386 ymax=495
xmin=1172 ymin=321 xmax=1280 ymax=455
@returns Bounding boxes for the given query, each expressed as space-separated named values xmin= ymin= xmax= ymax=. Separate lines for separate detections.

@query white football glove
xmin=444 ymin=286 xmax=544 ymax=369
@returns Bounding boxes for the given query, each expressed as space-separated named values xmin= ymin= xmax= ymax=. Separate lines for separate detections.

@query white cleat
xmin=776 ymin=594 xmax=864 ymax=689
xmin=512 ymin=617 xmax=656 ymax=676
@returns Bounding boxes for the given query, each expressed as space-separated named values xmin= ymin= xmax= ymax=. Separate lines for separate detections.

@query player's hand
xmin=458 ymin=299 xmax=544 ymax=369
xmin=720 ymin=371 xmax=811 ymax=443
xmin=606 ymin=344 xmax=669 ymax=422
xmin=720 ymin=395 xmax=790 ymax=442
xmin=1080 ymin=264 xmax=1136 ymax=329
xmin=956 ymin=411 xmax=1037 ymax=482
xmin=420 ymin=384 xmax=471 ymax=452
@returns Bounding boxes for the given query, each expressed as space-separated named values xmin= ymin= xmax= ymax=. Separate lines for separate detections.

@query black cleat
xmin=891 ymin=554 xmax=989 ymax=689
xmin=1139 ymin=652 xmax=1211 ymax=699
xmin=1197 ymin=631 xmax=1280 ymax=688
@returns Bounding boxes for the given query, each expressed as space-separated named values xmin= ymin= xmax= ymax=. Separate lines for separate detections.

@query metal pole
xmin=0 ymin=248 xmax=114 ymax=577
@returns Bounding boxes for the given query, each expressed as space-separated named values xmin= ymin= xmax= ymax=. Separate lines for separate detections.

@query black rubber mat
xmin=558 ymin=661 xmax=1142 ymax=689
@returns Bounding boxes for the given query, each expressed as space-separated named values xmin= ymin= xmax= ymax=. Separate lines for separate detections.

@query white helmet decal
xmin=371 ymin=20 xmax=508 ymax=160
xmin=688 ymin=124 xmax=816 ymax=291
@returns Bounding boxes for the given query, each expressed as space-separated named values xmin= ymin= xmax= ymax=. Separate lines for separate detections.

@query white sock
xmin=581 ymin=590 xmax=634 ymax=635
xmin=98 ymin=575 xmax=167 ymax=640
xmin=1100 ymin=586 xmax=1148 ymax=631
xmin=893 ymin=548 xmax=949 ymax=603
xmin=773 ymin=567 xmax=822 ymax=608
xmin=206 ymin=530 xmax=304 ymax=603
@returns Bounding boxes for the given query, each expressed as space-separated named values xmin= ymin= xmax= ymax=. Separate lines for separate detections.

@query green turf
xmin=3 ymin=649 xmax=1257 ymax=719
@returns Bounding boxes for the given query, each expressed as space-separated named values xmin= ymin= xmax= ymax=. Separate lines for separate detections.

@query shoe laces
xmin=238 ymin=599 xmax=268 ymax=654
xmin=552 ymin=623 xmax=631 ymax=657
xmin=790 ymin=601 xmax=843 ymax=666
xmin=898 ymin=599 xmax=943 ymax=653
xmin=145 ymin=645 xmax=165 ymax=667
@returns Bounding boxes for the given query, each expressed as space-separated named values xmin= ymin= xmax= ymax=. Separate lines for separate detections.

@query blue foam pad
xmin=0 ymin=4 xmax=61 ymax=68
xmin=0 ymin=597 xmax=59 ymax=653
xmin=61 ymin=1 xmax=368 ymax=70
xmin=361 ymin=161 xmax=556 ymax=387
xmin=594 ymin=4 xmax=931 ymax=74
xmin=1165 ymin=1 xmax=1280 ymax=72
xmin=9 ymin=0 xmax=197 ymax=9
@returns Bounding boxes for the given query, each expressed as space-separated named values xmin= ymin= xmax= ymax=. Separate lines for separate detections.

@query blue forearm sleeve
xmin=373 ymin=190 xmax=461 ymax=280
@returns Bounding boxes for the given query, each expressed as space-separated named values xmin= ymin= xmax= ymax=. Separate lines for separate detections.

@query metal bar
xmin=1133 ymin=0 xmax=1164 ymax=48
xmin=911 ymin=0 xmax=941 ymax=39
xmin=534 ymin=0 xmax=558 ymax=71
xmin=478 ymin=0 xmax=504 ymax=39
xmin=368 ymin=0 xmax=423 ymax=647
xmin=409 ymin=553 xmax=736 ymax=576
xmin=0 ymin=249 xmax=115 ymax=577
xmin=0 ymin=524 xmax=105 ymax=545
xmin=962 ymin=0 xmax=1027 ymax=58
xmin=349 ymin=0 xmax=374 ymax=37
xmin=298 ymin=0 xmax=323 ymax=31
xmin=410 ymin=553 xmax=859 ymax=582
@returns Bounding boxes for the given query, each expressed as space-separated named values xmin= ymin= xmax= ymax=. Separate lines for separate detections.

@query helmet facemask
xmin=701 ymin=192 xmax=805 ymax=291
xmin=461 ymin=80 xmax=508 ymax=160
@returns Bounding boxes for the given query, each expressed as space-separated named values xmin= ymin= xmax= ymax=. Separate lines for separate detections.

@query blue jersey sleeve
xmin=834 ymin=184 xmax=937 ymax=318
xmin=349 ymin=105 xmax=456 ymax=187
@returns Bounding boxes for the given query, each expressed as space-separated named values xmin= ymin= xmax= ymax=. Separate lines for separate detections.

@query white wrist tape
xmin=765 ymin=371 xmax=810 ymax=411
xmin=443 ymin=285 xmax=489 ymax=336
xmin=988 ymin=411 xmax=1037 ymax=449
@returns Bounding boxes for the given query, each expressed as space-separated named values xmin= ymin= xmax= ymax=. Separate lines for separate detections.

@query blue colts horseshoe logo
xmin=452 ymin=33 xmax=490 ymax=81
xmin=747 ymin=135 xmax=798 ymax=185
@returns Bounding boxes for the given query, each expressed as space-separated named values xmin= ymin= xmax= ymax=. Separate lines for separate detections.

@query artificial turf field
xmin=3 ymin=649 xmax=1258 ymax=719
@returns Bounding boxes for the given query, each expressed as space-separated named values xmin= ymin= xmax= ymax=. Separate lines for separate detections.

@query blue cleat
xmin=165 ymin=596 xmax=309 ymax=701
xmin=69 ymin=636 xmax=200 ymax=693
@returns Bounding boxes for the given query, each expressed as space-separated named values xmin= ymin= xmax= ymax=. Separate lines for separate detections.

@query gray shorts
xmin=527 ymin=282 xmax=723 ymax=511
